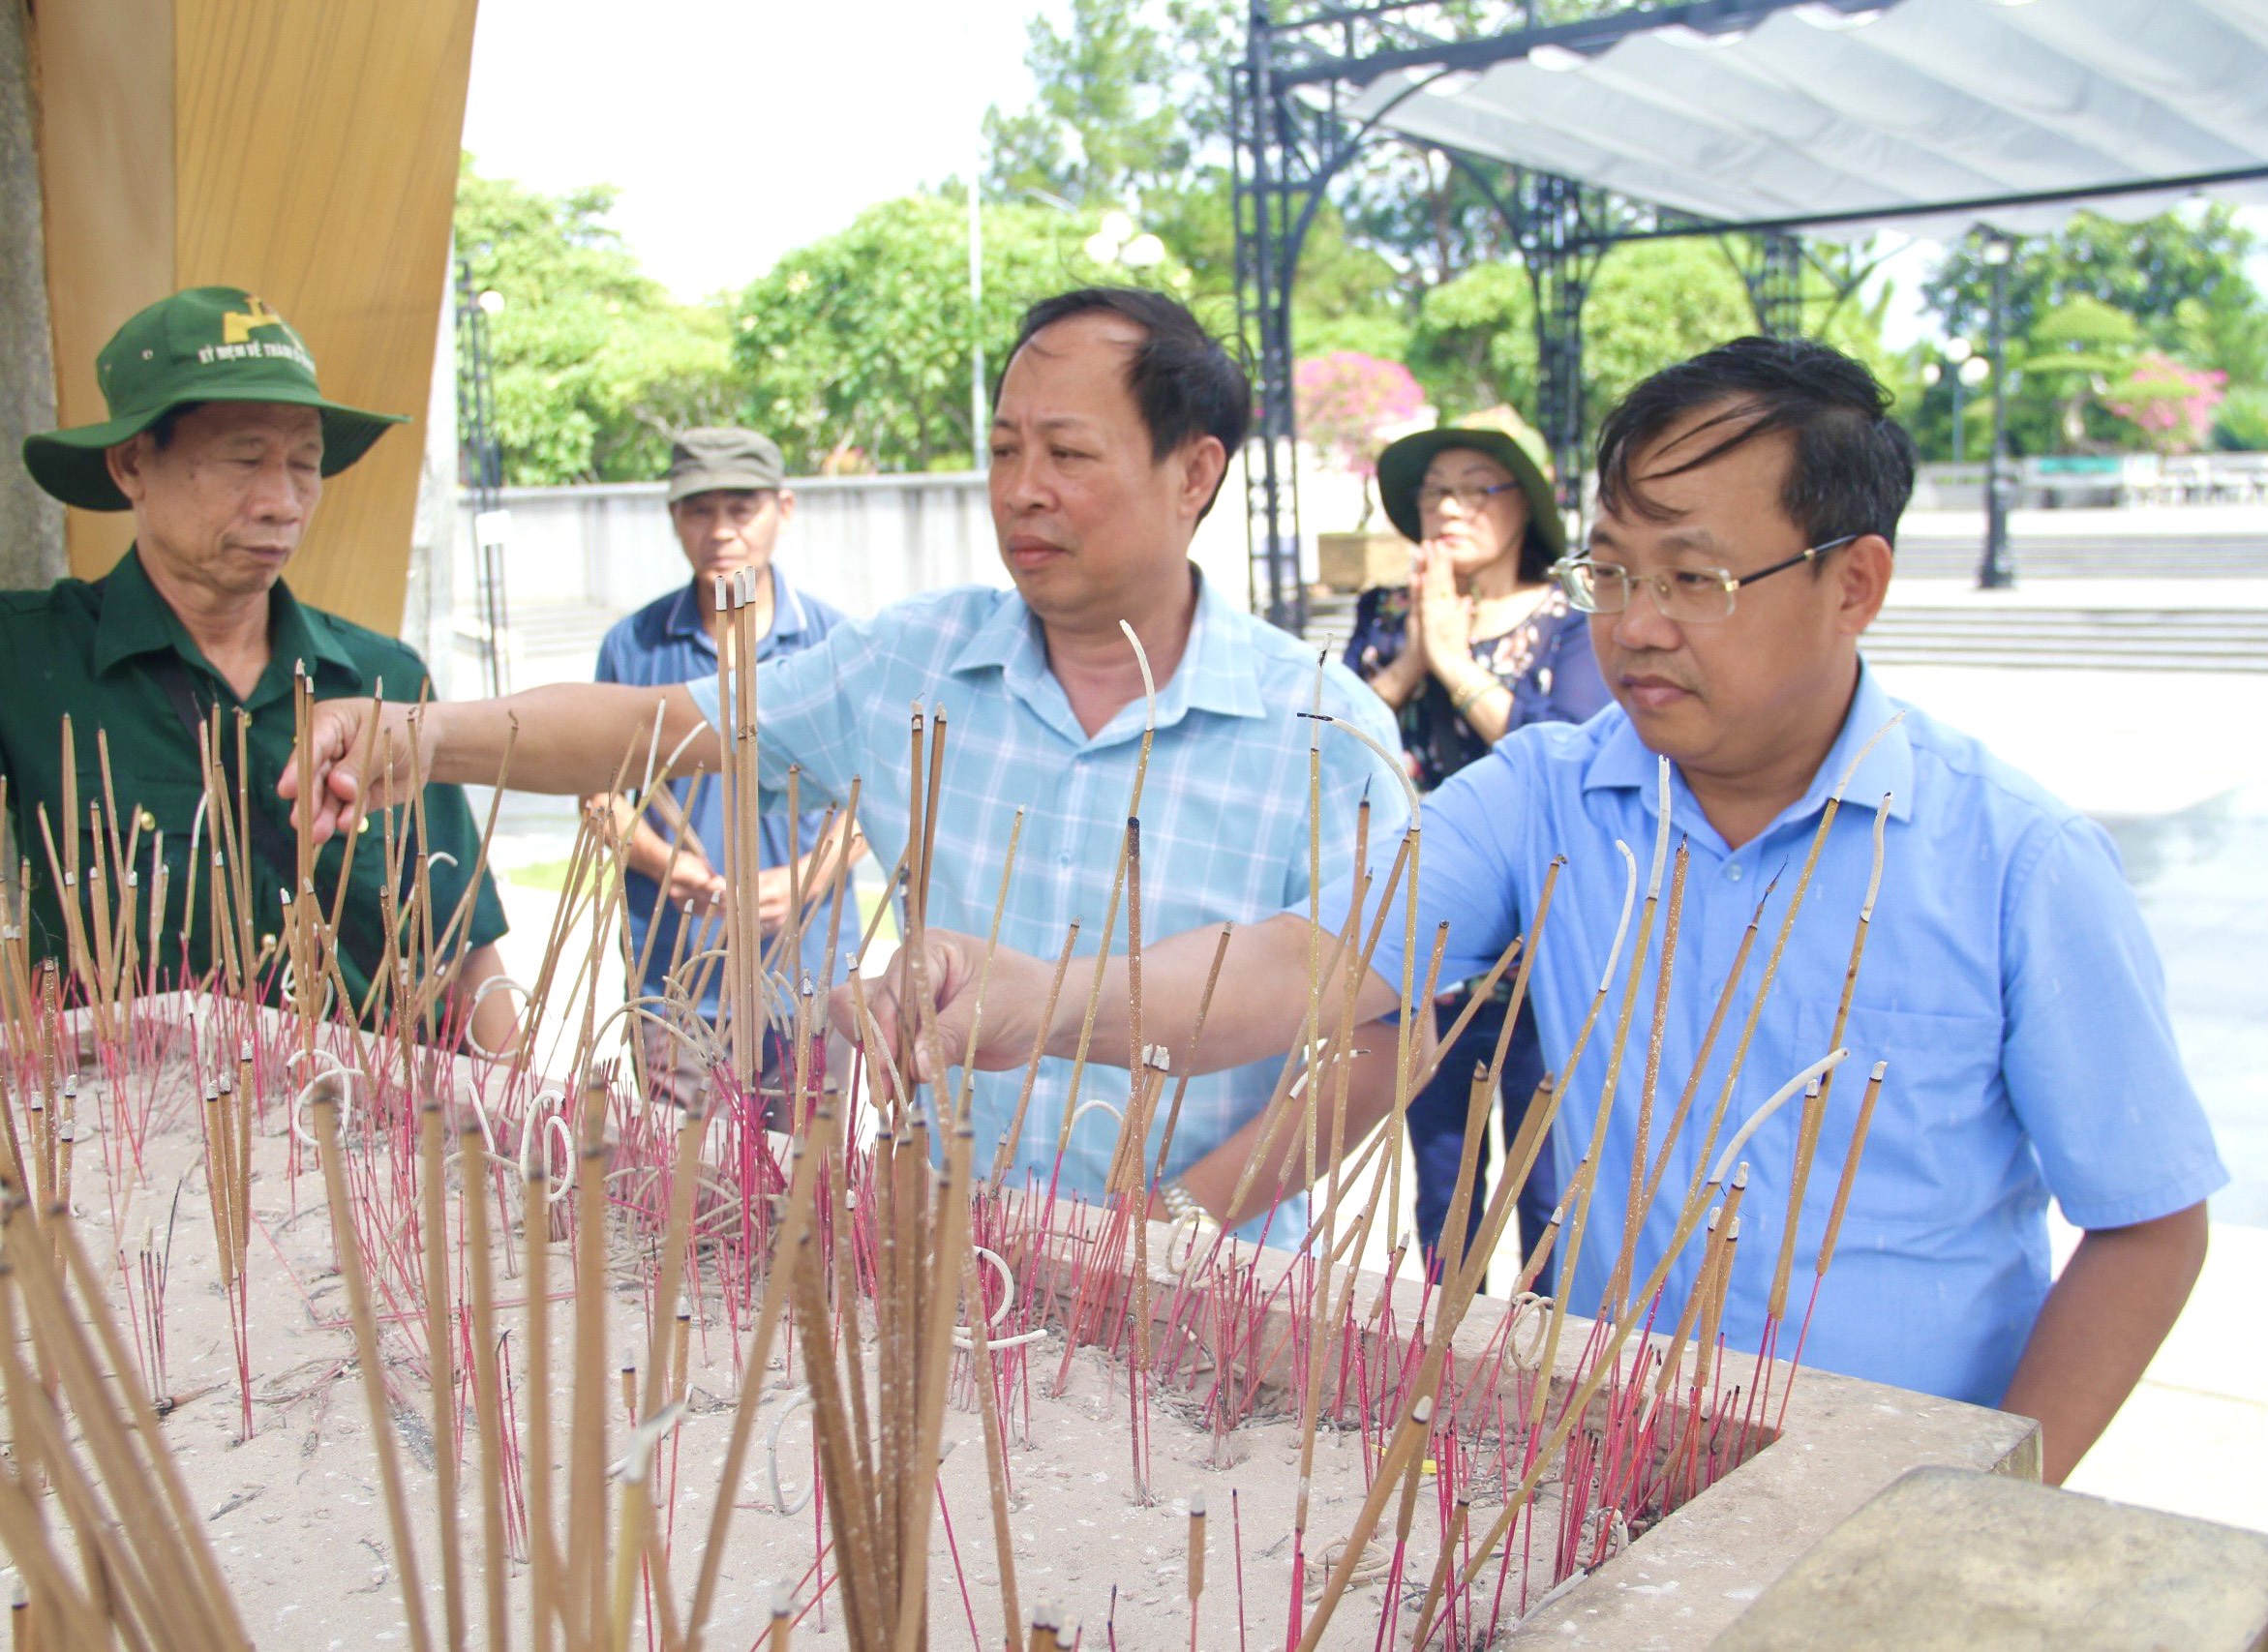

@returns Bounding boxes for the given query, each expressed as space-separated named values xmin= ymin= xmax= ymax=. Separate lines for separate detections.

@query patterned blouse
xmin=1343 ymin=584 xmax=1611 ymax=794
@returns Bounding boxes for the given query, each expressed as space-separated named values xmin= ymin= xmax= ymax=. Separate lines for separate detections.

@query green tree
xmin=1921 ymin=208 xmax=2268 ymax=390
xmin=1408 ymin=240 xmax=1871 ymax=426
xmin=983 ymin=0 xmax=1190 ymax=210
xmin=454 ymin=157 xmax=738 ymax=485
xmin=2021 ymin=294 xmax=2143 ymax=452
xmin=983 ymin=4 xmax=1894 ymax=464
xmin=1406 ymin=261 xmax=1532 ymax=417
xmin=732 ymin=192 xmax=1199 ymax=474
xmin=984 ymin=0 xmax=1413 ymax=363
xmin=2214 ymin=384 xmax=2268 ymax=451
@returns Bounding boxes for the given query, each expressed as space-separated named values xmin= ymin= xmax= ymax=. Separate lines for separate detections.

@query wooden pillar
xmin=27 ymin=0 xmax=478 ymax=634
xmin=1 ymin=0 xmax=64 ymax=589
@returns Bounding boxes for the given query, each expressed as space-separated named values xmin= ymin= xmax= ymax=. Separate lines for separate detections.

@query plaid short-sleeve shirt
xmin=689 ymin=571 xmax=1407 ymax=1226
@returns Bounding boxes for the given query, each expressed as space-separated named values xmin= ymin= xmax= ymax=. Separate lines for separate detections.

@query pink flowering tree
xmin=1294 ymin=351 xmax=1425 ymax=527
xmin=2106 ymin=352 xmax=2228 ymax=455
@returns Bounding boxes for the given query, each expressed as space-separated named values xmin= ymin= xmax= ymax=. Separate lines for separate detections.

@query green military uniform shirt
xmin=0 ymin=547 xmax=508 ymax=1012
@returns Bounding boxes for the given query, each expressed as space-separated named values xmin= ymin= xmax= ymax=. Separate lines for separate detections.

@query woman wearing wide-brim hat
xmin=1343 ymin=418 xmax=1610 ymax=1286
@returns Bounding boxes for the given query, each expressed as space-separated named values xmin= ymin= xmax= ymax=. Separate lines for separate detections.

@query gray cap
xmin=665 ymin=427 xmax=786 ymax=502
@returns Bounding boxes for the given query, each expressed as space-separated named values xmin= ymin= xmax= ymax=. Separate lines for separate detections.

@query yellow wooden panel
xmin=172 ymin=0 xmax=478 ymax=633
xmin=31 ymin=0 xmax=177 ymax=583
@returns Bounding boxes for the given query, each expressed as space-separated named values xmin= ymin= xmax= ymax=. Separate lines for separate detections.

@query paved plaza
xmin=1871 ymin=661 xmax=2268 ymax=1534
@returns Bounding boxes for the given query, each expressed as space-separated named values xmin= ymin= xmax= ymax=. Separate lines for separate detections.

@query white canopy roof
xmin=1347 ymin=0 xmax=2268 ymax=240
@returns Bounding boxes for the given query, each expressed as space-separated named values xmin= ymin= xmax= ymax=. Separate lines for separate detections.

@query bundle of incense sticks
xmin=713 ymin=564 xmax=769 ymax=1089
xmin=0 ymin=664 xmax=1905 ymax=1651
xmin=0 ymin=1176 xmax=252 ymax=1648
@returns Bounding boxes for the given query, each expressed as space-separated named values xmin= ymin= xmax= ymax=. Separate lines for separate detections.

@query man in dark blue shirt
xmin=593 ymin=428 xmax=862 ymax=1110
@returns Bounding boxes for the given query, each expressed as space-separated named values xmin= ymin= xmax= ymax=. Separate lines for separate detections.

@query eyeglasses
xmin=1415 ymin=480 xmax=1524 ymax=513
xmin=1549 ymin=534 xmax=1860 ymax=624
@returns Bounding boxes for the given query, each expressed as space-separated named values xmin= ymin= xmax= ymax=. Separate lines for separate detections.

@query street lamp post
xmin=969 ymin=182 xmax=984 ymax=471
xmin=1978 ymin=231 xmax=2017 ymax=590
xmin=1926 ymin=342 xmax=1990 ymax=464
xmin=1938 ymin=335 xmax=1983 ymax=464
xmin=455 ymin=261 xmax=510 ymax=696
xmin=1955 ymin=351 xmax=1989 ymax=463
xmin=969 ymin=121 xmax=986 ymax=471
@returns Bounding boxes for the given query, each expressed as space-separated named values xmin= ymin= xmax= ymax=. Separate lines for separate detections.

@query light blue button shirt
xmin=1339 ymin=664 xmax=2225 ymax=1404
xmin=687 ymin=572 xmax=1407 ymax=1228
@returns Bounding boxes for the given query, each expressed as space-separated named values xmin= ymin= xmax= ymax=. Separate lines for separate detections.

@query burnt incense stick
xmin=792 ymin=1232 xmax=885 ymax=1652
xmin=570 ymin=1131 xmax=612 ymax=1643
xmin=415 ymin=1108 xmax=469 ymax=1652
xmin=1 ymin=1217 xmax=202 ymax=1648
xmin=1186 ymin=1491 xmax=1206 ymax=1652
xmin=522 ymin=1151 xmax=559 ymax=1652
xmin=1769 ymin=796 xmax=1890 ymax=1326
xmin=307 ymin=1082 xmax=434 ymax=1652
xmin=458 ymin=1121 xmax=510 ymax=1652
xmin=1415 ymin=1049 xmax=1846 ymax=1645
xmin=0 ymin=1320 xmax=136 ymax=1645
xmin=956 ymin=1238 xmax=1022 ymax=1651
xmin=988 ymin=919 xmax=1081 ymax=1185
xmin=1611 ymin=839 xmax=1689 ymax=1319
xmin=681 ymin=1103 xmax=838 ymax=1648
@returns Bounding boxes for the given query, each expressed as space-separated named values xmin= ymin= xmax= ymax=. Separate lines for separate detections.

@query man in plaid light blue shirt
xmin=683 ymin=564 xmax=1396 ymax=1209
xmin=288 ymin=288 xmax=1404 ymax=1235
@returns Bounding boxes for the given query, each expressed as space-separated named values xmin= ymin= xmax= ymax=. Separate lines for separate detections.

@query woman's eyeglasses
xmin=1415 ymin=480 xmax=1523 ymax=512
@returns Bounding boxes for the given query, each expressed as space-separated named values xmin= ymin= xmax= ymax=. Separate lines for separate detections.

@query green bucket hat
xmin=1376 ymin=422 xmax=1564 ymax=566
xmin=22 ymin=285 xmax=408 ymax=511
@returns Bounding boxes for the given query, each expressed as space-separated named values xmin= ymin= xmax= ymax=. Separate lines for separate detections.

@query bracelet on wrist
xmin=1158 ymin=1177 xmax=1205 ymax=1225
xmin=1449 ymin=676 xmax=1501 ymax=715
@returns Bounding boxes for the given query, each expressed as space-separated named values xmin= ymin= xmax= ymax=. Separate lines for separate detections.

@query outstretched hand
xmin=830 ymin=930 xmax=1056 ymax=1098
xmin=278 ymin=697 xmax=437 ymax=846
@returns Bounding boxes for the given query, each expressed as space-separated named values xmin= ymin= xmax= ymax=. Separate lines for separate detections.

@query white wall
xmin=456 ymin=475 xmax=999 ymax=623
xmin=457 ymin=450 xmax=1303 ymax=628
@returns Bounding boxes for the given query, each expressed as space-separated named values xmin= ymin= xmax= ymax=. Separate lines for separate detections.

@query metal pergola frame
xmin=1228 ymin=0 xmax=2268 ymax=632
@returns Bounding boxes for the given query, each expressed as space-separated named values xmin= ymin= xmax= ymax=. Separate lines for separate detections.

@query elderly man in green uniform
xmin=6 ymin=285 xmax=510 ymax=1039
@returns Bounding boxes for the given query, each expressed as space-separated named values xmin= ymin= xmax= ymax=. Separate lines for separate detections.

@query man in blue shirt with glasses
xmin=869 ymin=337 xmax=2224 ymax=1486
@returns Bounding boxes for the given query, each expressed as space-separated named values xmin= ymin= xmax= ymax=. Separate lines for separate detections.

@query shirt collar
xmin=1781 ymin=662 xmax=1915 ymax=824
xmin=769 ymin=565 xmax=812 ymax=641
xmin=1164 ymin=569 xmax=1268 ymax=721
xmin=273 ymin=581 xmax=364 ymax=688
xmin=662 ymin=584 xmax=709 ymax=644
xmin=1582 ymin=660 xmax=1915 ymax=830
xmin=946 ymin=567 xmax=1267 ymax=746
xmin=92 ymin=547 xmax=363 ymax=698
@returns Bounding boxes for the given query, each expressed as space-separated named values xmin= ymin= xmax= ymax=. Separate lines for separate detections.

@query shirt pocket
xmin=1789 ymin=998 xmax=2011 ymax=1236
xmin=62 ymin=773 xmax=208 ymax=950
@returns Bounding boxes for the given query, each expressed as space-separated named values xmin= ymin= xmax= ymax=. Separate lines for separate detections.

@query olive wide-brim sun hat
xmin=1375 ymin=424 xmax=1565 ymax=565
xmin=22 ymin=285 xmax=408 ymax=512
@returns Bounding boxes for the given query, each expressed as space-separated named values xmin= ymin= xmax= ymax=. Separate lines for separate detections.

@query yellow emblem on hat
xmin=223 ymin=295 xmax=287 ymax=345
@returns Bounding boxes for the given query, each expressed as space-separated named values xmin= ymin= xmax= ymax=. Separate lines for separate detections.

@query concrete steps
xmin=1863 ymin=606 xmax=2268 ymax=672
xmin=1892 ymin=532 xmax=2266 ymax=581
xmin=1302 ymin=592 xmax=2268 ymax=674
xmin=454 ymin=598 xmax=625 ymax=692
xmin=495 ymin=598 xmax=624 ymax=657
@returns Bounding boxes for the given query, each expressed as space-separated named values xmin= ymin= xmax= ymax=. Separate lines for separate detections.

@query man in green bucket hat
xmin=4 ymin=285 xmax=513 ymax=1039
